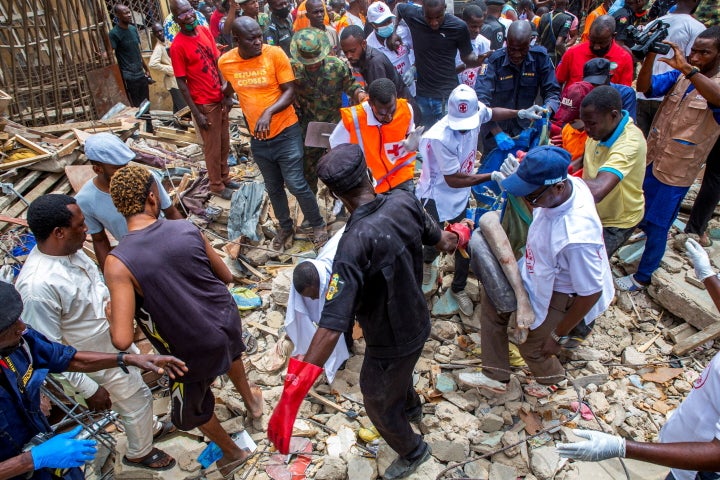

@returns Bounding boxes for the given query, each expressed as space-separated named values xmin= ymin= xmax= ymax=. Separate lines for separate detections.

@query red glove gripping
xmin=445 ymin=223 xmax=471 ymax=255
xmin=267 ymin=358 xmax=323 ymax=454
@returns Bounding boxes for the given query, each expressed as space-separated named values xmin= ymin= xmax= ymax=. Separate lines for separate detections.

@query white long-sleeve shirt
xmin=15 ymin=247 xmax=143 ymax=401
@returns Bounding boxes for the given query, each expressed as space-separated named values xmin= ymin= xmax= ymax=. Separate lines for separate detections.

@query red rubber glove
xmin=267 ymin=357 xmax=323 ymax=454
xmin=445 ymin=223 xmax=472 ymax=258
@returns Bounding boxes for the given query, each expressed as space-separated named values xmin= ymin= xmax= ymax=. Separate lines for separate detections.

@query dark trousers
xmin=636 ymin=99 xmax=662 ymax=138
xmin=360 ymin=348 xmax=425 ymax=459
xmin=422 ymin=198 xmax=469 ymax=292
xmin=195 ymin=103 xmax=230 ymax=192
xmin=124 ymin=76 xmax=149 ymax=107
xmin=686 ymin=137 xmax=720 ymax=237
xmin=603 ymin=225 xmax=636 ymax=258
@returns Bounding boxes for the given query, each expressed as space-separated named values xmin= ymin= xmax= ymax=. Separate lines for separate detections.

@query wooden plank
xmin=0 ymin=214 xmax=27 ymax=226
xmin=667 ymin=323 xmax=699 ymax=343
xmin=1 ymin=172 xmax=63 ymax=222
xmin=0 ymin=170 xmax=43 ymax=211
xmin=673 ymin=322 xmax=720 ymax=355
xmin=65 ymin=165 xmax=95 ymax=193
xmin=32 ymin=119 xmax=122 ymax=134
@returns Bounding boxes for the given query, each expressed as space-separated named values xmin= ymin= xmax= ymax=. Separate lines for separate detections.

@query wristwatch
xmin=117 ymin=352 xmax=130 ymax=374
xmin=550 ymin=330 xmax=570 ymax=346
xmin=686 ymin=66 xmax=700 ymax=79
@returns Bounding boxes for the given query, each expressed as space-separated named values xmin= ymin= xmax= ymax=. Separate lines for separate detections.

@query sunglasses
xmin=525 ymin=184 xmax=552 ymax=205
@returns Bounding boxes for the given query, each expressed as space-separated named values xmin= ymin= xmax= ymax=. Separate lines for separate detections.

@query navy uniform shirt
xmin=0 ymin=328 xmax=82 ymax=480
xmin=474 ymin=45 xmax=561 ymax=149
xmin=318 ymin=189 xmax=442 ymax=359
xmin=263 ymin=13 xmax=294 ymax=56
xmin=481 ymin=15 xmax=506 ymax=50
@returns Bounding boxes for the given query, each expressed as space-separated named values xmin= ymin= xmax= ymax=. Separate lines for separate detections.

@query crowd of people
xmin=4 ymin=0 xmax=720 ymax=478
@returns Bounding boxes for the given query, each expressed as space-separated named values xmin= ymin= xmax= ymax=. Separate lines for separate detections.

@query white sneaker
xmin=615 ymin=274 xmax=647 ymax=292
xmin=451 ymin=289 xmax=474 ymax=316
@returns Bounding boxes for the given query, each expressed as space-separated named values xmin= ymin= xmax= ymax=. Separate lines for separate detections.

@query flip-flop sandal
xmin=217 ymin=448 xmax=252 ymax=480
xmin=523 ymin=380 xmax=568 ymax=399
xmin=242 ymin=329 xmax=258 ymax=355
xmin=152 ymin=419 xmax=177 ymax=441
xmin=123 ymin=447 xmax=176 ymax=471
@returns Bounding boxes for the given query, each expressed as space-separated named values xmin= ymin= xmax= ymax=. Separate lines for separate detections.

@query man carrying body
xmin=460 ymin=146 xmax=614 ymax=398
xmin=340 ymin=26 xmax=414 ymax=105
xmin=330 ymin=78 xmax=417 ymax=193
xmin=578 ymin=86 xmax=646 ymax=257
xmin=105 ymin=166 xmax=263 ymax=479
xmin=75 ymin=133 xmax=181 ymax=271
xmin=267 ymin=143 xmax=462 ymax=479
xmin=555 ymin=16 xmax=634 ymax=90
xmin=616 ymin=28 xmax=720 ymax=291
xmin=219 ymin=17 xmax=327 ymax=251
xmin=0 ymin=281 xmax=186 ymax=480
xmin=110 ymin=4 xmax=151 ymax=108
xmin=263 ymin=0 xmax=294 ymax=55
xmin=169 ymin=0 xmax=238 ymax=200
xmin=396 ymin=0 xmax=484 ymax=128
xmin=417 ymin=84 xmax=544 ymax=314
xmin=290 ymin=28 xmax=365 ymax=193
xmin=475 ymin=21 xmax=560 ymax=153
xmin=16 ymin=194 xmax=176 ymax=472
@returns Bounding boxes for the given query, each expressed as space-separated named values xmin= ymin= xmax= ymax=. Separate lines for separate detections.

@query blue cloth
xmin=635 ymin=166 xmax=690 ymax=283
xmin=0 ymin=328 xmax=82 ymax=480
xmin=611 ymin=83 xmax=638 ymax=120
xmin=475 ymin=45 xmax=561 ymax=151
xmin=649 ymin=70 xmax=720 ymax=124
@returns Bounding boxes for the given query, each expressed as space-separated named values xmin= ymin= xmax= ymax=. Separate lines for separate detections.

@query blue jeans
xmin=251 ymin=123 xmax=324 ymax=231
xmin=635 ymin=166 xmax=690 ymax=284
xmin=415 ymin=95 xmax=448 ymax=129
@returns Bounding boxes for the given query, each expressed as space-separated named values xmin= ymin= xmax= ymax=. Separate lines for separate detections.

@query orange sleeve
xmin=271 ymin=47 xmax=296 ymax=85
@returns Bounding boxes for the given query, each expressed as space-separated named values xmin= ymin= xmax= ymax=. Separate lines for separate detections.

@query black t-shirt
xmin=318 ymin=189 xmax=443 ymax=359
xmin=109 ymin=25 xmax=146 ymax=80
xmin=361 ymin=47 xmax=413 ymax=101
xmin=481 ymin=16 xmax=506 ymax=50
xmin=537 ymin=10 xmax=573 ymax=62
xmin=613 ymin=7 xmax=640 ymax=45
xmin=397 ymin=3 xmax=473 ymax=98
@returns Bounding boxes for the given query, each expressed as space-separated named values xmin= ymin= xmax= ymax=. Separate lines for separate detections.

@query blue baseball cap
xmin=502 ymin=145 xmax=571 ymax=197
xmin=84 ymin=132 xmax=135 ymax=166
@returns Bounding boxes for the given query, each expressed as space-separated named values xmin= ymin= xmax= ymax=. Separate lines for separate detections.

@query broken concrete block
xmin=428 ymin=438 xmax=468 ymax=463
xmin=530 ymin=446 xmax=561 ymax=480
xmin=315 ymin=457 xmax=347 ymax=480
xmin=265 ymin=310 xmax=285 ymax=329
xmin=463 ymin=458 xmax=489 ymax=479
xmin=271 ymin=268 xmax=293 ymax=306
xmin=649 ymin=268 xmax=720 ymax=330
xmin=501 ymin=431 xmax=521 ymax=457
xmin=586 ymin=392 xmax=610 ymax=415
xmin=685 ymin=271 xmax=707 ymax=290
xmin=622 ymin=346 xmax=646 ymax=366
xmin=347 ymin=455 xmax=377 ymax=480
xmin=436 ymin=373 xmax=457 ymax=393
xmin=660 ymin=252 xmax=684 ymax=273
xmin=442 ymin=391 xmax=478 ymax=412
xmin=220 ymin=416 xmax=245 ymax=434
xmin=489 ymin=462 xmax=517 ymax=480
xmin=478 ymin=413 xmax=504 ymax=433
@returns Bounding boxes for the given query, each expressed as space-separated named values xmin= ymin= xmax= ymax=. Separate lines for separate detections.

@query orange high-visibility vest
xmin=339 ymin=99 xmax=415 ymax=193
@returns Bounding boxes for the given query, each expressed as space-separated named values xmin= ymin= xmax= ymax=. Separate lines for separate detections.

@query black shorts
xmin=170 ymin=377 xmax=217 ymax=430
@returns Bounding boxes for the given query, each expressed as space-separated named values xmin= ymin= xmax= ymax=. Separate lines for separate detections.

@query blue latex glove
xmin=31 ymin=426 xmax=97 ymax=470
xmin=494 ymin=131 xmax=515 ymax=151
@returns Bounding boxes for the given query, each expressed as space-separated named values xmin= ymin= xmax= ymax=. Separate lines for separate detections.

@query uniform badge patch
xmin=479 ymin=64 xmax=488 ymax=76
xmin=496 ymin=32 xmax=503 ymax=44
xmin=325 ymin=273 xmax=344 ymax=301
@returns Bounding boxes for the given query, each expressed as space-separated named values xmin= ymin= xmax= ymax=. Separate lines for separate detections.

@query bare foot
xmin=217 ymin=448 xmax=250 ymax=478
xmin=247 ymin=386 xmax=264 ymax=419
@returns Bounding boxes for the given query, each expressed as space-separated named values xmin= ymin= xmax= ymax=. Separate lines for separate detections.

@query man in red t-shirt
xmin=556 ymin=15 xmax=634 ymax=91
xmin=170 ymin=0 xmax=238 ymax=199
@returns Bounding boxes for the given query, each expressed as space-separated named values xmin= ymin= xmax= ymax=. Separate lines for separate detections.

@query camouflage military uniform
xmin=694 ymin=0 xmax=719 ymax=26
xmin=291 ymin=29 xmax=363 ymax=192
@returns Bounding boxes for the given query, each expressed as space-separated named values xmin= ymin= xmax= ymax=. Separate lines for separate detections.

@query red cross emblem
xmin=378 ymin=5 xmax=384 ymax=11
xmin=458 ymin=102 xmax=468 ymax=113
xmin=386 ymin=143 xmax=404 ymax=157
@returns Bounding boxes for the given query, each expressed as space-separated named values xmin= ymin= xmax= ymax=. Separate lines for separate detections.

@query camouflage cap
xmin=290 ymin=27 xmax=331 ymax=65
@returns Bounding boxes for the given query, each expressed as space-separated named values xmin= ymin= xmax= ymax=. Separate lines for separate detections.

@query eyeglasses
xmin=525 ymin=185 xmax=552 ymax=205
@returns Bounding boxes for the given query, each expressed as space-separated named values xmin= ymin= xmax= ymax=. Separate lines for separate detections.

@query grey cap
xmin=0 ymin=282 xmax=23 ymax=332
xmin=84 ymin=132 xmax=135 ymax=166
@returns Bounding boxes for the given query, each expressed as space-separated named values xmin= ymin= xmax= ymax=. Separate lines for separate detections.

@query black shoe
xmin=383 ymin=442 xmax=431 ymax=480
xmin=224 ymin=180 xmax=242 ymax=190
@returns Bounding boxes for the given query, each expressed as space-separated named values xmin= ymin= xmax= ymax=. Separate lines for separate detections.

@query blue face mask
xmin=377 ymin=25 xmax=394 ymax=38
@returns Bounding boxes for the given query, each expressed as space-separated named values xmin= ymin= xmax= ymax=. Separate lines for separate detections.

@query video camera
xmin=626 ymin=20 xmax=671 ymax=60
